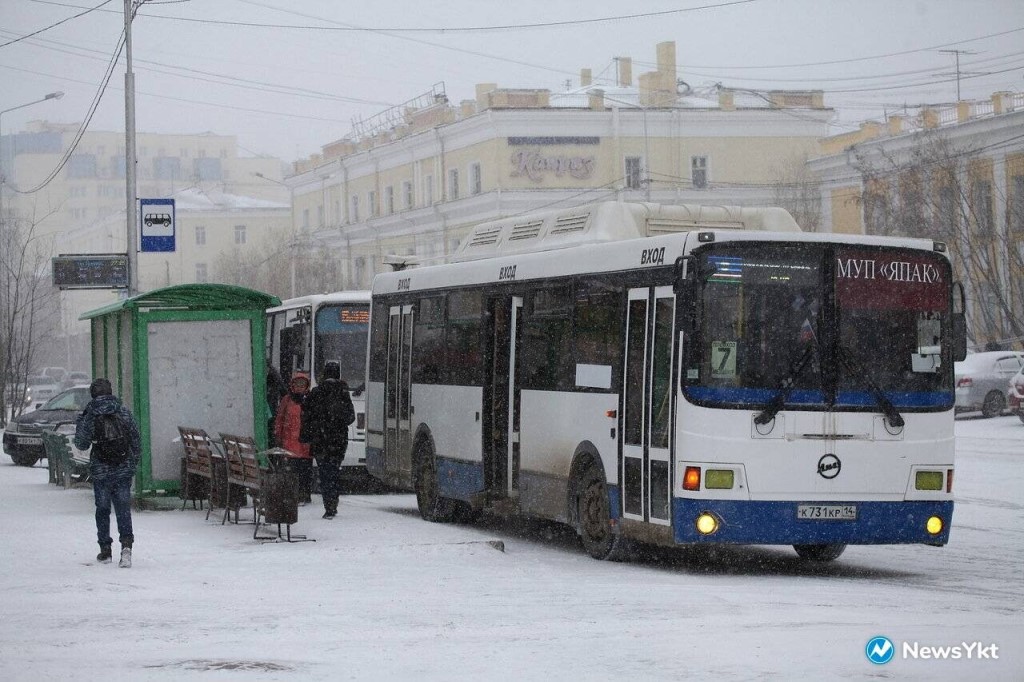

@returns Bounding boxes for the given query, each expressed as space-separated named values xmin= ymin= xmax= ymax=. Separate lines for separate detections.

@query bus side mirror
xmin=674 ymin=256 xmax=697 ymax=335
xmin=951 ymin=281 xmax=967 ymax=362
xmin=951 ymin=314 xmax=967 ymax=362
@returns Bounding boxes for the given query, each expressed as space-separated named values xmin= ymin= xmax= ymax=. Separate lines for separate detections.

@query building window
xmin=470 ymin=163 xmax=482 ymax=195
xmin=303 ymin=208 xmax=310 ymax=229
xmin=403 ymin=180 xmax=413 ymax=209
xmin=195 ymin=263 xmax=208 ymax=283
xmin=448 ymin=169 xmax=459 ymax=200
xmin=318 ymin=205 xmax=324 ymax=227
xmin=691 ymin=156 xmax=708 ymax=189
xmin=937 ymin=185 xmax=958 ymax=237
xmin=424 ymin=174 xmax=434 ymax=206
xmin=385 ymin=186 xmax=394 ymax=215
xmin=351 ymin=195 xmax=360 ymax=222
xmin=625 ymin=156 xmax=642 ymax=190
xmin=972 ymin=179 xmax=993 ymax=235
xmin=234 ymin=225 xmax=247 ymax=245
xmin=1011 ymin=176 xmax=1024 ymax=232
xmin=195 ymin=225 xmax=206 ymax=246
xmin=368 ymin=190 xmax=378 ymax=217
xmin=220 ymin=149 xmax=228 ymax=159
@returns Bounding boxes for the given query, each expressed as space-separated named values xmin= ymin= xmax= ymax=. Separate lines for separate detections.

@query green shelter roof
xmin=80 ymin=284 xmax=282 ymax=320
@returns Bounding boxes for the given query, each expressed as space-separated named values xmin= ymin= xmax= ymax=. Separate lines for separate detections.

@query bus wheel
xmin=793 ymin=543 xmax=846 ymax=562
xmin=577 ymin=463 xmax=626 ymax=561
xmin=415 ymin=446 xmax=457 ymax=523
xmin=981 ymin=391 xmax=1005 ymax=418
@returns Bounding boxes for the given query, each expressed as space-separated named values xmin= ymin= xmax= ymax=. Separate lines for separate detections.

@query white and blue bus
xmin=366 ymin=202 xmax=965 ymax=561
xmin=265 ymin=291 xmax=371 ymax=472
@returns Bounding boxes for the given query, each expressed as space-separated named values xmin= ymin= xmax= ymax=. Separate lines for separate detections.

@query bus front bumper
xmin=672 ymin=498 xmax=953 ymax=546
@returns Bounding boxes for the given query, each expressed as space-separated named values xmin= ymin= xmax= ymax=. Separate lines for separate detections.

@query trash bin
xmin=259 ymin=448 xmax=299 ymax=525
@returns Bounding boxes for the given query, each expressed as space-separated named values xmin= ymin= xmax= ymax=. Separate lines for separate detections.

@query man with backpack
xmin=300 ymin=361 xmax=355 ymax=519
xmin=74 ymin=378 xmax=142 ymax=567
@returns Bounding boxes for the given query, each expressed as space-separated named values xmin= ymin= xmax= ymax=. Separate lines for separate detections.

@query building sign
xmin=508 ymin=137 xmax=599 ymax=182
xmin=52 ymin=254 xmax=129 ymax=289
xmin=140 ymin=197 xmax=175 ymax=252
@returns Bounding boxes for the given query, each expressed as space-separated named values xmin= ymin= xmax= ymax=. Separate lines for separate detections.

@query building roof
xmin=171 ymin=187 xmax=288 ymax=211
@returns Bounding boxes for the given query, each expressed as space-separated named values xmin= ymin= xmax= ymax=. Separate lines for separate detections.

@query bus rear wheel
xmin=793 ymin=543 xmax=846 ymax=562
xmin=577 ymin=463 xmax=626 ymax=561
xmin=415 ymin=446 xmax=457 ymax=523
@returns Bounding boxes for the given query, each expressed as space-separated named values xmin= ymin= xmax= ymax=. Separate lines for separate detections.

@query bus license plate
xmin=18 ymin=436 xmax=42 ymax=445
xmin=797 ymin=504 xmax=857 ymax=520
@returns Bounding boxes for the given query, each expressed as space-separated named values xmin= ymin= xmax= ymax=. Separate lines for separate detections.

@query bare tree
xmin=0 ymin=208 xmax=60 ymax=425
xmin=211 ymin=227 xmax=343 ymax=300
xmin=771 ymin=153 xmax=822 ymax=232
xmin=851 ymin=132 xmax=1024 ymax=348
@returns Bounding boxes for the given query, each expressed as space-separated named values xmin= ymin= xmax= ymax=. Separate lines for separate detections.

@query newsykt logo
xmin=866 ymin=636 xmax=895 ymax=664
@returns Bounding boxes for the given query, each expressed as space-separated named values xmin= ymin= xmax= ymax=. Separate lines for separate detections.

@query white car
xmin=954 ymin=351 xmax=1024 ymax=417
xmin=26 ymin=375 xmax=62 ymax=410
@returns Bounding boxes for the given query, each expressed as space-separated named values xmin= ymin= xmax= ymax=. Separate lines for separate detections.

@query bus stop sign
xmin=140 ymin=198 xmax=175 ymax=252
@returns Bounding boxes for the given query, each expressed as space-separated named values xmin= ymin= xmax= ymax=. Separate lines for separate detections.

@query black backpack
xmin=92 ymin=413 xmax=130 ymax=465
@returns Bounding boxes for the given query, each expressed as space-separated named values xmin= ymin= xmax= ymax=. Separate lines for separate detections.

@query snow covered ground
xmin=0 ymin=416 xmax=1021 ymax=681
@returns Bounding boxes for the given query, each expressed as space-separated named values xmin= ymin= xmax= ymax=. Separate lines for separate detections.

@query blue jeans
xmin=92 ymin=463 xmax=135 ymax=546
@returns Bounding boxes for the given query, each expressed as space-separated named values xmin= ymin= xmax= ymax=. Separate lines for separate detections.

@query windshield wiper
xmin=836 ymin=346 xmax=905 ymax=428
xmin=754 ymin=342 xmax=817 ymax=426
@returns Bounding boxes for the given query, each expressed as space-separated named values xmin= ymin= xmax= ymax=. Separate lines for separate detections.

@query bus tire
xmin=981 ymin=391 xmax=1005 ymax=418
xmin=793 ymin=543 xmax=846 ymax=562
xmin=414 ymin=444 xmax=457 ymax=523
xmin=577 ymin=463 xmax=626 ymax=561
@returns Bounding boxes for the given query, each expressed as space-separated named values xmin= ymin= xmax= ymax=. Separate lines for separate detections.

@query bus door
xmin=385 ymin=304 xmax=414 ymax=476
xmin=483 ymin=296 xmax=523 ymax=500
xmin=622 ymin=286 xmax=675 ymax=525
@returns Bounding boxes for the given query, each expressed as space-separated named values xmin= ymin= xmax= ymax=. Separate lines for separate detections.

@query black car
xmin=3 ymin=386 xmax=91 ymax=466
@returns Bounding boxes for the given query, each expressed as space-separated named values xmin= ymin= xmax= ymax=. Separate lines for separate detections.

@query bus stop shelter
xmin=80 ymin=284 xmax=281 ymax=496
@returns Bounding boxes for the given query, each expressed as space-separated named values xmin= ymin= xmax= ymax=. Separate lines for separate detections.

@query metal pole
xmin=124 ymin=0 xmax=138 ymax=295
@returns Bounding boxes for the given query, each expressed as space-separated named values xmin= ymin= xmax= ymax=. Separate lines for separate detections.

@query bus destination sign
xmin=52 ymin=254 xmax=129 ymax=290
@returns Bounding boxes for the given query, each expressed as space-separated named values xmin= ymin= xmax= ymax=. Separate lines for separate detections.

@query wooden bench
xmin=177 ymin=426 xmax=215 ymax=518
xmin=42 ymin=429 xmax=90 ymax=489
xmin=219 ymin=432 xmax=264 ymax=534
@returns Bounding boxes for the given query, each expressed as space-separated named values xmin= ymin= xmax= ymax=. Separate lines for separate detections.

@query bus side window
xmin=413 ymin=296 xmax=446 ymax=384
xmin=521 ymin=286 xmax=573 ymax=391
xmin=448 ymin=291 xmax=483 ymax=386
xmin=369 ymin=301 xmax=389 ymax=383
xmin=574 ymin=280 xmax=623 ymax=390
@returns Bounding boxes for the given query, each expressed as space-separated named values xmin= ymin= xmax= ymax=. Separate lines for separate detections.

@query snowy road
xmin=0 ymin=417 xmax=1021 ymax=681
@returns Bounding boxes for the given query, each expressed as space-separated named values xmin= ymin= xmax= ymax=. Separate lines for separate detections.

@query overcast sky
xmin=2 ymin=0 xmax=1023 ymax=165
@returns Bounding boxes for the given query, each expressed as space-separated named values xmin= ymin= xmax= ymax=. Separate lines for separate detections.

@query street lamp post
xmin=0 ymin=91 xmax=64 ymax=221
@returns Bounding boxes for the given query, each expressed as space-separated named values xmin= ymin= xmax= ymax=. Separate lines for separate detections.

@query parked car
xmin=26 ymin=375 xmax=62 ymax=410
xmin=1006 ymin=366 xmax=1024 ymax=424
xmin=954 ymin=351 xmax=1024 ymax=417
xmin=2 ymin=385 xmax=92 ymax=467
xmin=38 ymin=366 xmax=68 ymax=385
xmin=63 ymin=371 xmax=90 ymax=389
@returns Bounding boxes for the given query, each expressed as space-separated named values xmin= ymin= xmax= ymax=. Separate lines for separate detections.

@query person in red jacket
xmin=274 ymin=372 xmax=312 ymax=503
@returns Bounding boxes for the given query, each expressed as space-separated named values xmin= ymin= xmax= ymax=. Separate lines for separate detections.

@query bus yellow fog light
xmin=705 ymin=469 xmax=735 ymax=489
xmin=926 ymin=516 xmax=943 ymax=535
xmin=696 ymin=513 xmax=719 ymax=536
xmin=915 ymin=471 xmax=943 ymax=491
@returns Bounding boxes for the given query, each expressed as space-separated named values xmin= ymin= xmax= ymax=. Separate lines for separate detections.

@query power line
xmin=30 ymin=0 xmax=761 ymax=33
xmin=0 ymin=0 xmax=114 ymax=49
xmin=11 ymin=30 xmax=127 ymax=194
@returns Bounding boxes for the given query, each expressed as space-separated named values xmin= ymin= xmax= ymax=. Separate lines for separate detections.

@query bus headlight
xmin=705 ymin=469 xmax=735 ymax=489
xmin=696 ymin=512 xmax=719 ymax=535
xmin=915 ymin=471 xmax=943 ymax=490
xmin=926 ymin=516 xmax=943 ymax=535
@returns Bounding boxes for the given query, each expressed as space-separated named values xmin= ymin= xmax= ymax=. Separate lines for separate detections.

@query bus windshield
xmin=684 ymin=243 xmax=953 ymax=411
xmin=314 ymin=304 xmax=370 ymax=389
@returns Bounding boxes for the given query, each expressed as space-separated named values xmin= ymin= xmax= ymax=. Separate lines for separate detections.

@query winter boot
xmin=97 ymin=544 xmax=112 ymax=563
xmin=322 ymin=503 xmax=337 ymax=519
xmin=119 ymin=546 xmax=132 ymax=568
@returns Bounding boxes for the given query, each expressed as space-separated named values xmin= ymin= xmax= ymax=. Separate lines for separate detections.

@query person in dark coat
xmin=73 ymin=378 xmax=142 ymax=567
xmin=265 ymin=360 xmax=287 ymax=446
xmin=300 ymin=361 xmax=355 ymax=519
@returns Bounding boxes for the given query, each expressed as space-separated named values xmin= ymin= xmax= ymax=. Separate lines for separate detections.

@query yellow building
xmin=808 ymin=92 xmax=1024 ymax=349
xmin=287 ymin=41 xmax=833 ymax=289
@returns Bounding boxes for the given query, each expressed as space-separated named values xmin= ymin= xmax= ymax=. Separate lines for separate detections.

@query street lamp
xmin=0 ymin=91 xmax=64 ymax=218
